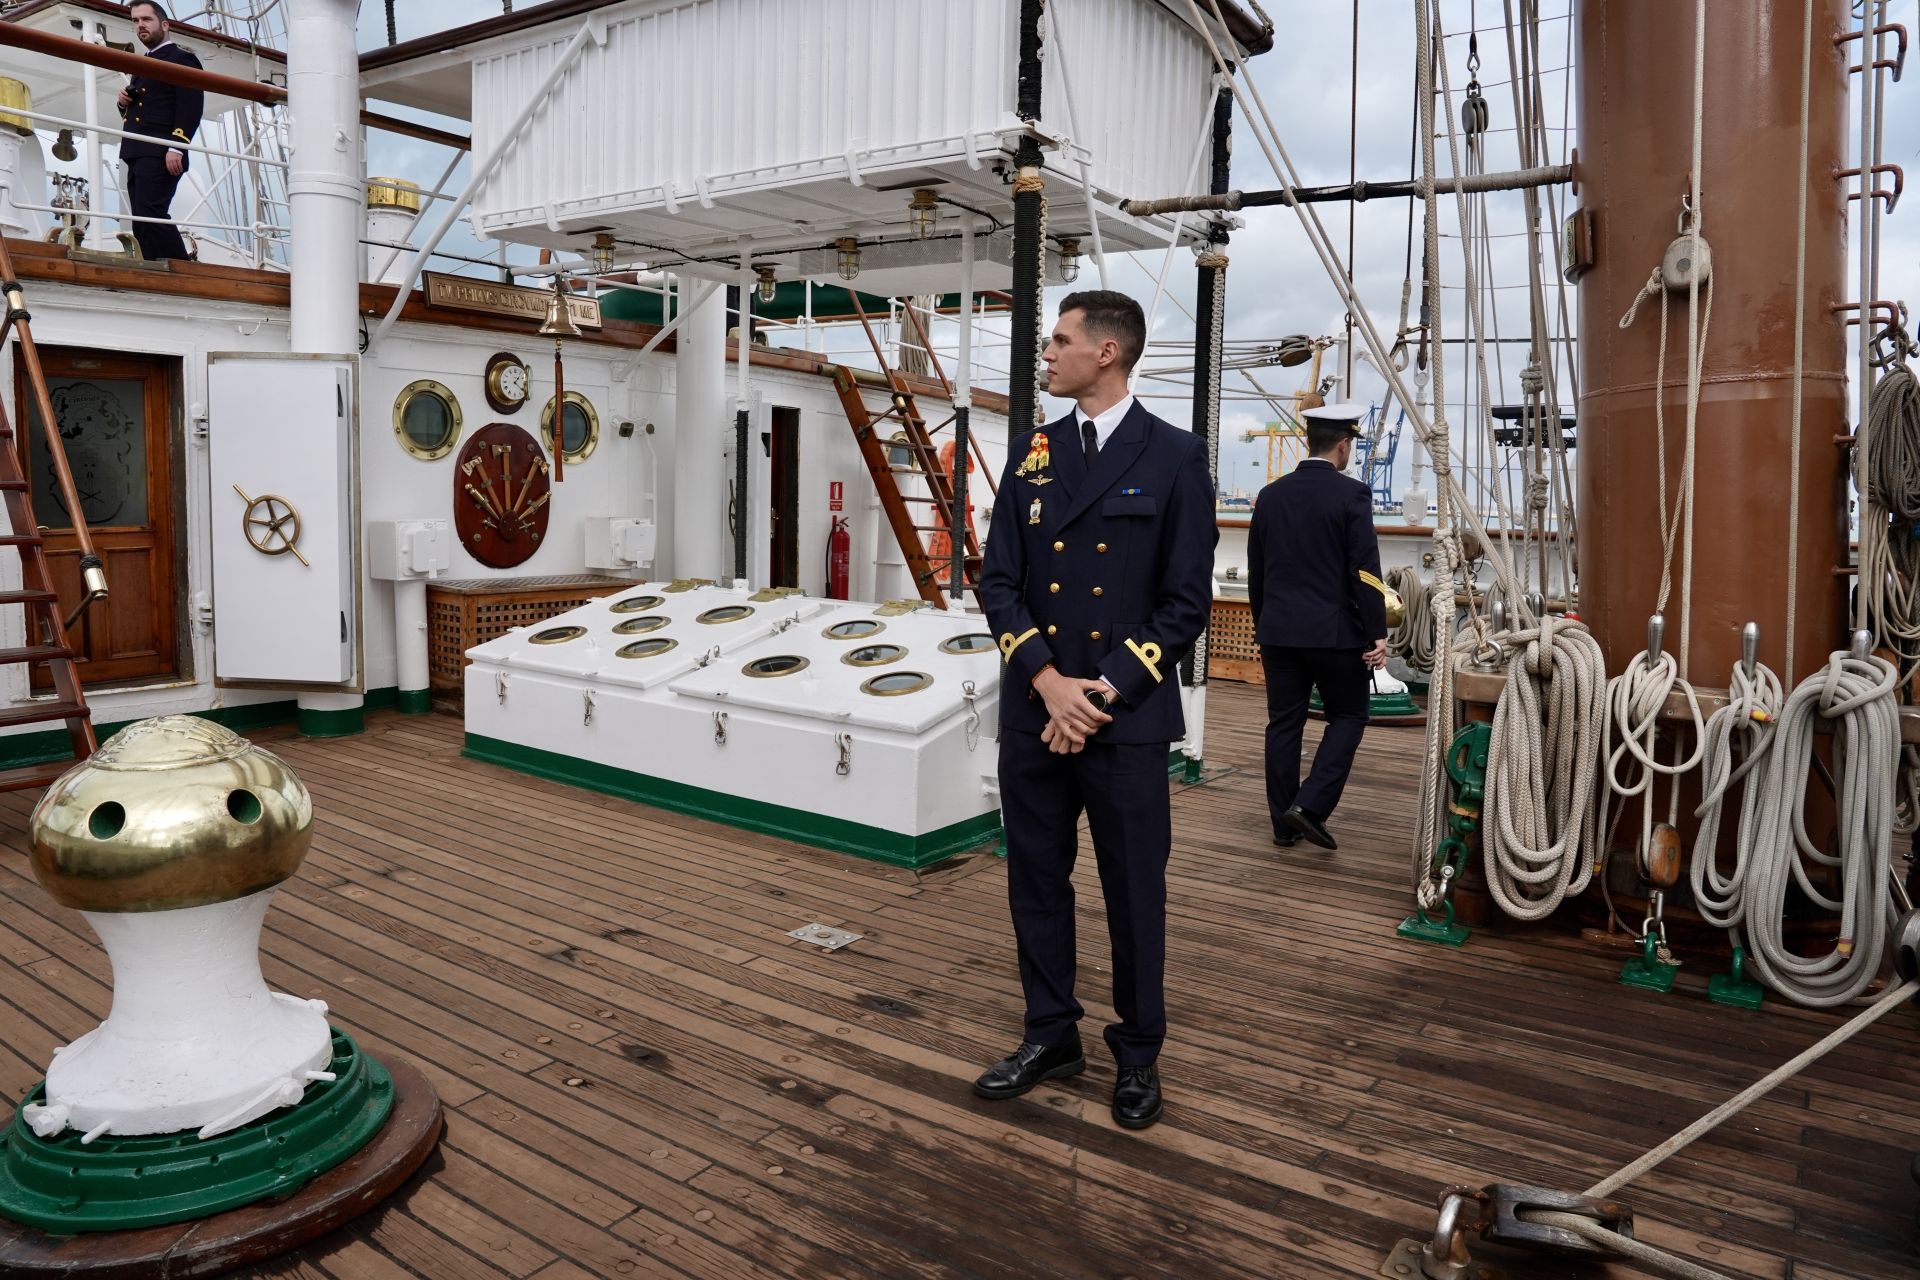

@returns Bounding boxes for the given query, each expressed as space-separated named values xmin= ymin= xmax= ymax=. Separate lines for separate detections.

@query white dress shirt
xmin=1075 ymin=393 xmax=1136 ymax=452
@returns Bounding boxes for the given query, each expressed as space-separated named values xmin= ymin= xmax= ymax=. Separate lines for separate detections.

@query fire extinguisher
xmin=826 ymin=516 xmax=851 ymax=600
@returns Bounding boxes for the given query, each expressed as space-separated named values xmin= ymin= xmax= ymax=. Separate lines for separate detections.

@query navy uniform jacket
xmin=981 ymin=401 xmax=1217 ymax=745
xmin=1247 ymin=459 xmax=1387 ymax=649
xmin=119 ymin=43 xmax=204 ymax=169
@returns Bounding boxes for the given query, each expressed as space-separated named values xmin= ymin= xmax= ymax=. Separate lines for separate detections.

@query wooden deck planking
xmin=0 ymin=683 xmax=1914 ymax=1277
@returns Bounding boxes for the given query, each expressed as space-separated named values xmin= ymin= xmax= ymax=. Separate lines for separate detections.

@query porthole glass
xmin=842 ymin=643 xmax=906 ymax=667
xmin=616 ymin=637 xmax=678 ymax=659
xmin=697 ymin=605 xmax=755 ymax=625
xmin=823 ymin=619 xmax=885 ymax=640
xmin=540 ymin=390 xmax=599 ymax=463
xmin=743 ymin=654 xmax=809 ymax=678
xmin=861 ymin=671 xmax=932 ymax=696
xmin=939 ymin=633 xmax=996 ymax=655
xmin=529 ymin=625 xmax=586 ymax=645
xmin=610 ymin=594 xmax=665 ymax=613
xmin=393 ymin=379 xmax=462 ymax=460
xmin=613 ymin=615 xmax=670 ymax=635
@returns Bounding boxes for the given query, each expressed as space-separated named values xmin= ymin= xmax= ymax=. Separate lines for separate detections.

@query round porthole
xmin=842 ymin=643 xmax=906 ymax=667
xmin=697 ymin=605 xmax=755 ymax=625
xmin=613 ymin=615 xmax=670 ymax=635
xmin=529 ymin=625 xmax=586 ymax=645
xmin=616 ymin=637 xmax=678 ymax=659
xmin=744 ymin=654 xmax=809 ymax=678
xmin=939 ymin=633 xmax=996 ymax=655
xmin=541 ymin=390 xmax=599 ymax=463
xmin=610 ymin=594 xmax=665 ymax=613
xmin=861 ymin=671 xmax=932 ymax=696
xmin=823 ymin=619 xmax=885 ymax=641
xmin=393 ymin=379 xmax=462 ymax=460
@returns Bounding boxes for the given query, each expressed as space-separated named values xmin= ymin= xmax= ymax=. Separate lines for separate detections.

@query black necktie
xmin=1082 ymin=418 xmax=1099 ymax=467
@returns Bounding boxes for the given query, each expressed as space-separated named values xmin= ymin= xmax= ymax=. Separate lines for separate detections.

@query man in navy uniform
xmin=1248 ymin=402 xmax=1389 ymax=851
xmin=115 ymin=1 xmax=203 ymax=262
xmin=974 ymin=290 xmax=1215 ymax=1131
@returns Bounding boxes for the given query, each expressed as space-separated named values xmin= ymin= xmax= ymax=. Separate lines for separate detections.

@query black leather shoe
xmin=1284 ymin=806 xmax=1338 ymax=850
xmin=1112 ymin=1065 xmax=1162 ymax=1129
xmin=972 ymin=1035 xmax=1085 ymax=1099
xmin=1272 ymin=832 xmax=1298 ymax=848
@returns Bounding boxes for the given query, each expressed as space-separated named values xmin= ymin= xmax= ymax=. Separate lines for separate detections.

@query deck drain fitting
xmin=788 ymin=923 xmax=862 ymax=952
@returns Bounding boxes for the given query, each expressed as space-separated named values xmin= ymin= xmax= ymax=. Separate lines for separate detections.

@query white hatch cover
xmin=207 ymin=355 xmax=358 ymax=685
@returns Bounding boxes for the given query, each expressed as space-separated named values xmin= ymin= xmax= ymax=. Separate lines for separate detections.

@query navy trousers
xmin=1261 ymin=644 xmax=1369 ymax=835
xmin=126 ymin=157 xmax=189 ymax=262
xmin=998 ymin=728 xmax=1171 ymax=1067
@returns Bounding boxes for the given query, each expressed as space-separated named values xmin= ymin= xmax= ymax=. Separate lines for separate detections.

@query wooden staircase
xmin=0 ymin=235 xmax=106 ymax=789
xmin=829 ymin=294 xmax=994 ymax=610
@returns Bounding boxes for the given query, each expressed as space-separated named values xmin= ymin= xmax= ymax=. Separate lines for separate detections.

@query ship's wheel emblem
xmin=233 ymin=484 xmax=310 ymax=567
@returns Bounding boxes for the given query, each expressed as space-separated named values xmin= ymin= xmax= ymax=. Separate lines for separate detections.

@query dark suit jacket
xmin=1247 ymin=458 xmax=1387 ymax=649
xmin=119 ymin=43 xmax=204 ymax=169
xmin=981 ymin=400 xmax=1217 ymax=745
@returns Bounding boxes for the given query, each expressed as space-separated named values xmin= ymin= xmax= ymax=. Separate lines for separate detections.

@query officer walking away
xmin=116 ymin=2 xmax=203 ymax=262
xmin=975 ymin=290 xmax=1216 ymax=1131
xmin=1248 ymin=402 xmax=1389 ymax=851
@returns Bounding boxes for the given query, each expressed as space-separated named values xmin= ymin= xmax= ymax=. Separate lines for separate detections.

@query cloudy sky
xmin=100 ymin=0 xmax=1859 ymax=507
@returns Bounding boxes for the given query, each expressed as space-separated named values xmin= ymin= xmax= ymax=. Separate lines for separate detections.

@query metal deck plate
xmin=788 ymin=923 xmax=862 ymax=951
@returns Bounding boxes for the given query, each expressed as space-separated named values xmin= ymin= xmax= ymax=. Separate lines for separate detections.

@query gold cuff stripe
xmin=998 ymin=627 xmax=1039 ymax=663
xmin=170 ymin=129 xmax=189 ymax=140
xmin=1358 ymin=569 xmax=1389 ymax=593
xmin=1124 ymin=638 xmax=1164 ymax=684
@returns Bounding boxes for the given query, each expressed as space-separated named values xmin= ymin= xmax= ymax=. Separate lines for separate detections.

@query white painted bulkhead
xmin=0 ymin=282 xmax=1009 ymax=740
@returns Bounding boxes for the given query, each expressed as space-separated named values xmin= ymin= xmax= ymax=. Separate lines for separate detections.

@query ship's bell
xmin=538 ymin=275 xmax=582 ymax=340
xmin=51 ymin=128 xmax=77 ymax=162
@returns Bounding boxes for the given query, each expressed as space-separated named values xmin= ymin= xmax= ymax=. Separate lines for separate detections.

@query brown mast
xmin=1575 ymin=0 xmax=1852 ymax=684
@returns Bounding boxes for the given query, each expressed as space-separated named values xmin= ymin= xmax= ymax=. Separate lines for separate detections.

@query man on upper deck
xmin=115 ymin=1 xmax=203 ymax=262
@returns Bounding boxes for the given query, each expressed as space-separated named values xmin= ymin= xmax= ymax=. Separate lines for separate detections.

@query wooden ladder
xmin=0 ymin=236 xmax=106 ymax=789
xmin=828 ymin=294 xmax=992 ymax=610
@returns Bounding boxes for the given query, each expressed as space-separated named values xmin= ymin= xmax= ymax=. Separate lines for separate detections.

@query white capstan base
xmin=24 ymin=889 xmax=333 ymax=1142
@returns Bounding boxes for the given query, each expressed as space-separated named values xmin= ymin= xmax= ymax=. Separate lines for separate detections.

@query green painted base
xmin=297 ymin=705 xmax=365 ymax=738
xmin=1397 ymin=912 xmax=1471 ymax=947
xmin=464 ymin=734 xmax=1001 ymax=869
xmin=396 ymin=689 xmax=433 ymax=715
xmin=1707 ymin=945 xmax=1765 ymax=1010
xmin=1310 ymin=686 xmax=1426 ymax=722
xmin=0 ymin=1029 xmax=393 ymax=1233
xmin=1620 ymin=957 xmax=1680 ymax=993
xmin=0 ymin=689 xmax=402 ymax=773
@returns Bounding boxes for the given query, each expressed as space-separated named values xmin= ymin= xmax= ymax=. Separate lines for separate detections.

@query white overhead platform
xmin=463 ymin=584 xmax=1003 ymax=867
xmin=361 ymin=0 xmax=1255 ymax=290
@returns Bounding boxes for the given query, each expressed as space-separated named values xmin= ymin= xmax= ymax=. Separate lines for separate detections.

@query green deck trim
xmin=297 ymin=705 xmax=365 ymax=738
xmin=0 ymin=688 xmax=402 ymax=770
xmin=396 ymin=689 xmax=433 ymax=715
xmin=464 ymin=733 xmax=1001 ymax=869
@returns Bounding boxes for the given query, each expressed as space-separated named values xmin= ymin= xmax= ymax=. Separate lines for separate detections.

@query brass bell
xmin=51 ymin=129 xmax=77 ymax=162
xmin=537 ymin=274 xmax=582 ymax=340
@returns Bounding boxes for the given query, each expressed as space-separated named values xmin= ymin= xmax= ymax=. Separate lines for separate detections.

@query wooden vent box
xmin=1207 ymin=597 xmax=1262 ymax=684
xmin=427 ymin=574 xmax=631 ymax=692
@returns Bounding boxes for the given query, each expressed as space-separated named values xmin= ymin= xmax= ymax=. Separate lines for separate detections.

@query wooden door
xmin=19 ymin=349 xmax=179 ymax=688
xmin=768 ymin=406 xmax=800 ymax=589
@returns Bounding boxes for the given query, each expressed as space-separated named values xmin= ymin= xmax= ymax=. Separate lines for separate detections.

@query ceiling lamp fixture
xmin=589 ymin=233 xmax=616 ymax=274
xmin=836 ymin=238 xmax=861 ymax=282
xmin=754 ymin=265 xmax=778 ymax=305
xmin=1058 ymin=237 xmax=1082 ymax=284
xmin=908 ymin=189 xmax=939 ymax=239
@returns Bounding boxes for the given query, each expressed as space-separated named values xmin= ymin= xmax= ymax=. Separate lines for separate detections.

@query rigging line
xmin=1678 ymin=0 xmax=1708 ymax=676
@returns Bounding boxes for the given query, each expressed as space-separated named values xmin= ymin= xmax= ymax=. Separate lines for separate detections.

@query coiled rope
xmin=1741 ymin=651 xmax=1901 ymax=1007
xmin=1470 ymin=616 xmax=1608 ymax=921
xmin=1386 ymin=566 xmax=1435 ymax=673
xmin=1688 ymin=656 xmax=1785 ymax=929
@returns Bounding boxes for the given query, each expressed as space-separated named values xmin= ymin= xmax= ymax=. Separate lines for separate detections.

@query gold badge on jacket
xmin=1028 ymin=498 xmax=1043 ymax=525
xmin=1016 ymin=431 xmax=1053 ymax=484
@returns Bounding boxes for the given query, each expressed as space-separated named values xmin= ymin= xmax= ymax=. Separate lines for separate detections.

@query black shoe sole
xmin=1284 ymin=811 xmax=1338 ymax=850
xmin=971 ymin=1056 xmax=1086 ymax=1100
xmin=1113 ymin=1099 xmax=1164 ymax=1130
xmin=1272 ymin=835 xmax=1298 ymax=848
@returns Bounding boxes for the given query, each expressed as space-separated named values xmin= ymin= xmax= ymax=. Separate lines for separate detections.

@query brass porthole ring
xmin=860 ymin=671 xmax=932 ymax=697
xmin=822 ymin=619 xmax=885 ymax=640
xmin=393 ymin=378 xmax=463 ymax=460
xmin=842 ymin=644 xmax=906 ymax=668
xmin=938 ymin=633 xmax=996 ymax=655
xmin=613 ymin=615 xmax=670 ymax=635
xmin=610 ymin=594 xmax=665 ymax=613
xmin=697 ymin=605 xmax=755 ymax=625
xmin=616 ymin=637 xmax=678 ymax=659
xmin=530 ymin=625 xmax=587 ymax=645
xmin=744 ymin=655 xmax=809 ymax=678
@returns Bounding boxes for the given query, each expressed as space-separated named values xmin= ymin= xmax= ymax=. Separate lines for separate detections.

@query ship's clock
xmin=483 ymin=350 xmax=530 ymax=415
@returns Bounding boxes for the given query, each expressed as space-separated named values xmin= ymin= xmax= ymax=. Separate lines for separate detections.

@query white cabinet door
xmin=207 ymin=356 xmax=357 ymax=685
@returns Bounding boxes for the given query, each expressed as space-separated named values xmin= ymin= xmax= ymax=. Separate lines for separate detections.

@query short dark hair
xmin=130 ymin=0 xmax=170 ymax=20
xmin=1059 ymin=289 xmax=1146 ymax=372
xmin=1306 ymin=423 xmax=1351 ymax=456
